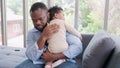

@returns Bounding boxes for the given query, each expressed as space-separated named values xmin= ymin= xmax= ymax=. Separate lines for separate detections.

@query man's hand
xmin=41 ymin=23 xmax=59 ymax=40
xmin=42 ymin=49 xmax=67 ymax=62
xmin=42 ymin=49 xmax=56 ymax=62
xmin=37 ymin=24 xmax=59 ymax=50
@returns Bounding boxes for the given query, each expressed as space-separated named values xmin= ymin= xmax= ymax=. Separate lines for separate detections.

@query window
xmin=108 ymin=0 xmax=120 ymax=35
xmin=6 ymin=0 xmax=23 ymax=47
xmin=0 ymin=7 xmax=2 ymax=45
xmin=0 ymin=0 xmax=120 ymax=48
xmin=78 ymin=0 xmax=105 ymax=34
xmin=13 ymin=24 xmax=20 ymax=33
xmin=0 ymin=2 xmax=2 ymax=45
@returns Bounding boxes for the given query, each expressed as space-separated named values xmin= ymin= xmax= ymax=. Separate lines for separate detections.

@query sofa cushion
xmin=82 ymin=30 xmax=115 ymax=68
xmin=0 ymin=46 xmax=27 ymax=68
xmin=106 ymin=34 xmax=120 ymax=68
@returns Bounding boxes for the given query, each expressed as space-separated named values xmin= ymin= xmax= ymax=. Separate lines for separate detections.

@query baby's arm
xmin=64 ymin=22 xmax=82 ymax=40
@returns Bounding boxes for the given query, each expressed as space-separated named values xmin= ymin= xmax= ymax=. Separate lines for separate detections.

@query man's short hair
xmin=48 ymin=6 xmax=63 ymax=21
xmin=30 ymin=2 xmax=48 ymax=13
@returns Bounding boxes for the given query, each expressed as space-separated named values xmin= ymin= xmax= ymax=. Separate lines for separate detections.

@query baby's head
xmin=48 ymin=6 xmax=65 ymax=21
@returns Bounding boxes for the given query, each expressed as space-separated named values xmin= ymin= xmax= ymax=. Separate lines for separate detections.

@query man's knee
xmin=15 ymin=65 xmax=21 ymax=68
xmin=15 ymin=59 xmax=33 ymax=68
xmin=15 ymin=59 xmax=45 ymax=68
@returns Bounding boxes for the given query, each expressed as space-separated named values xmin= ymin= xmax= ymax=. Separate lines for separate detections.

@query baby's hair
xmin=48 ymin=6 xmax=63 ymax=21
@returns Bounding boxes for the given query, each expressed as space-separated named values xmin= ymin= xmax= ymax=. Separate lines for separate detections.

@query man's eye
xmin=39 ymin=18 xmax=42 ymax=21
xmin=33 ymin=19 xmax=37 ymax=22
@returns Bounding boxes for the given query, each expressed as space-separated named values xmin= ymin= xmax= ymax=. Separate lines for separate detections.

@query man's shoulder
xmin=28 ymin=28 xmax=39 ymax=33
xmin=27 ymin=28 xmax=41 ymax=36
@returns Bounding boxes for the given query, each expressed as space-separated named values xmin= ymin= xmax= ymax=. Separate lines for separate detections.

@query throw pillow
xmin=82 ymin=30 xmax=115 ymax=68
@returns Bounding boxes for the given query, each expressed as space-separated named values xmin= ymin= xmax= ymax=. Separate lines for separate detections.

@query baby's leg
xmin=45 ymin=61 xmax=53 ymax=68
xmin=52 ymin=59 xmax=66 ymax=68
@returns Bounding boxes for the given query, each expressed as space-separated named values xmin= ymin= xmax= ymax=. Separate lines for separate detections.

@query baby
xmin=45 ymin=6 xmax=82 ymax=68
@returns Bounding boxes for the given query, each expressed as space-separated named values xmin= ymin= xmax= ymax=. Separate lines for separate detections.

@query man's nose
xmin=36 ymin=20 xmax=42 ymax=24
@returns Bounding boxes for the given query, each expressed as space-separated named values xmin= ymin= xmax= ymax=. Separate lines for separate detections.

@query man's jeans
xmin=15 ymin=59 xmax=78 ymax=68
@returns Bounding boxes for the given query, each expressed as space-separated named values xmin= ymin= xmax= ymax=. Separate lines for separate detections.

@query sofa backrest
xmin=76 ymin=34 xmax=94 ymax=68
xmin=76 ymin=34 xmax=94 ymax=59
xmin=81 ymin=34 xmax=94 ymax=52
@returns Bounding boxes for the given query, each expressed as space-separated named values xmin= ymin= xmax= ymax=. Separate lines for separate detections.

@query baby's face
xmin=55 ymin=10 xmax=65 ymax=20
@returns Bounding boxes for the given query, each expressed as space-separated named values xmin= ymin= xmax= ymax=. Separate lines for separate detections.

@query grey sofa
xmin=0 ymin=46 xmax=27 ymax=68
xmin=77 ymin=31 xmax=120 ymax=68
xmin=0 ymin=30 xmax=120 ymax=68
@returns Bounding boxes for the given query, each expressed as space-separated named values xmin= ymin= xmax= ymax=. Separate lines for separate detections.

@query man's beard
xmin=35 ymin=23 xmax=47 ymax=32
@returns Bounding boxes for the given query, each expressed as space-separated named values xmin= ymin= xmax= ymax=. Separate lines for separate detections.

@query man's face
xmin=31 ymin=8 xmax=47 ymax=31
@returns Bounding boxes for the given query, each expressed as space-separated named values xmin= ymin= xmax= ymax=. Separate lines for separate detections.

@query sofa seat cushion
xmin=82 ymin=30 xmax=115 ymax=68
xmin=0 ymin=45 xmax=27 ymax=68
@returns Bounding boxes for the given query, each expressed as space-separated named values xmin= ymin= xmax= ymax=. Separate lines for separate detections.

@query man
xmin=16 ymin=2 xmax=82 ymax=68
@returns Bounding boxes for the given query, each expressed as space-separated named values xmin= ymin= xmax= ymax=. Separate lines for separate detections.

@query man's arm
xmin=25 ymin=30 xmax=46 ymax=61
xmin=42 ymin=32 xmax=83 ymax=62
xmin=63 ymin=32 xmax=83 ymax=58
xmin=42 ymin=49 xmax=67 ymax=62
xmin=26 ymin=24 xmax=60 ymax=61
xmin=37 ymin=24 xmax=59 ymax=50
